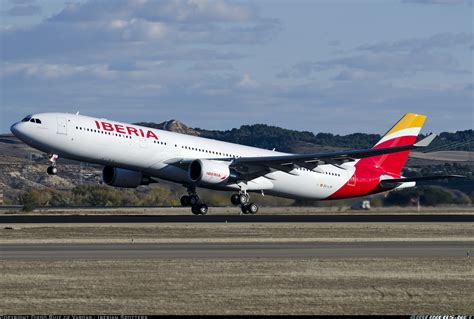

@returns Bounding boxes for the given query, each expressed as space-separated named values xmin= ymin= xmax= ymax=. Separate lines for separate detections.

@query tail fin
xmin=364 ymin=113 xmax=426 ymax=175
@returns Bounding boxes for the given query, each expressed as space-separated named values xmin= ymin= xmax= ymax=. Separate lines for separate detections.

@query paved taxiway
xmin=1 ymin=242 xmax=472 ymax=259
xmin=1 ymin=214 xmax=473 ymax=223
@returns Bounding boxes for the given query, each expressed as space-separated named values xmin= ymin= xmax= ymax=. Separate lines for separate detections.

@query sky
xmin=1 ymin=0 xmax=473 ymax=135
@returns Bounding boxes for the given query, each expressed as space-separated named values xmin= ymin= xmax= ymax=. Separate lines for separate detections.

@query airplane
xmin=10 ymin=112 xmax=461 ymax=215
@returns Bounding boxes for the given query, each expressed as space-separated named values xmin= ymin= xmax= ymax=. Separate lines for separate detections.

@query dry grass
xmin=1 ymin=223 xmax=473 ymax=244
xmin=1 ymin=258 xmax=472 ymax=314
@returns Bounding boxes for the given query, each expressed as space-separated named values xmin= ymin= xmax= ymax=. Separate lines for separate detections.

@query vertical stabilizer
xmin=362 ymin=113 xmax=426 ymax=175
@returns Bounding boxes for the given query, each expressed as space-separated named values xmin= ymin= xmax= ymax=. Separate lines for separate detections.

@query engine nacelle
xmin=189 ymin=159 xmax=236 ymax=184
xmin=102 ymin=166 xmax=152 ymax=188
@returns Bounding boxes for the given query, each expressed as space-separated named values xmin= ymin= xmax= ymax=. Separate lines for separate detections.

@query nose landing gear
xmin=46 ymin=166 xmax=58 ymax=175
xmin=47 ymin=153 xmax=59 ymax=175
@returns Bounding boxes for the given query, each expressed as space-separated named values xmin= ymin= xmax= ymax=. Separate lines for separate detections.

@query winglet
xmin=414 ymin=133 xmax=436 ymax=147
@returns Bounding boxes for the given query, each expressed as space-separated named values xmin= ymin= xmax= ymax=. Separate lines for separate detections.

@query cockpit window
xmin=22 ymin=117 xmax=42 ymax=124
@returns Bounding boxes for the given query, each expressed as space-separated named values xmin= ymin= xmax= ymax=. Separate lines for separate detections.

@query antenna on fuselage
xmin=76 ymin=111 xmax=80 ymax=115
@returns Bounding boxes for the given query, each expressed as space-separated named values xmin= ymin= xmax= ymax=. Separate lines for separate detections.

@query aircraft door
xmin=57 ymin=117 xmax=67 ymax=135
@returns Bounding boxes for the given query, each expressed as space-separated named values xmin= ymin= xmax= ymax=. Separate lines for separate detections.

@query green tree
xmin=17 ymin=189 xmax=42 ymax=211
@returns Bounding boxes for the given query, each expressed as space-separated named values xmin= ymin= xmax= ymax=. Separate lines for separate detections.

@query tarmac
xmin=1 ymin=214 xmax=472 ymax=260
xmin=1 ymin=214 xmax=473 ymax=223
xmin=1 ymin=241 xmax=472 ymax=259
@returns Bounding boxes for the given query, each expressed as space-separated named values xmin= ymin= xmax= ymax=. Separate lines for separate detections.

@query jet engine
xmin=102 ymin=166 xmax=152 ymax=188
xmin=189 ymin=159 xmax=237 ymax=184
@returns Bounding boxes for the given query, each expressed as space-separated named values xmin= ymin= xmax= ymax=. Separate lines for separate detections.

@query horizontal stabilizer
xmin=414 ymin=134 xmax=437 ymax=147
xmin=380 ymin=174 xmax=464 ymax=187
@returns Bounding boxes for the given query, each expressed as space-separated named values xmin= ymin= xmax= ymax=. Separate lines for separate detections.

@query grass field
xmin=1 ymin=222 xmax=473 ymax=244
xmin=1 ymin=258 xmax=472 ymax=314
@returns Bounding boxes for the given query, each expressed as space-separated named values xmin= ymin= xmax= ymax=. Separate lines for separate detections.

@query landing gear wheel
xmin=47 ymin=166 xmax=57 ymax=175
xmin=191 ymin=205 xmax=200 ymax=215
xmin=247 ymin=203 xmax=258 ymax=215
xmin=238 ymin=193 xmax=249 ymax=206
xmin=189 ymin=195 xmax=200 ymax=206
xmin=231 ymin=194 xmax=240 ymax=206
xmin=240 ymin=205 xmax=249 ymax=215
xmin=180 ymin=195 xmax=190 ymax=206
xmin=198 ymin=204 xmax=208 ymax=215
xmin=191 ymin=204 xmax=208 ymax=215
xmin=183 ymin=186 xmax=207 ymax=215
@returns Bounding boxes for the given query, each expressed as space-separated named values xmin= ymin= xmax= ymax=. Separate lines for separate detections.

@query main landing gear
xmin=181 ymin=186 xmax=208 ymax=215
xmin=230 ymin=192 xmax=258 ymax=215
xmin=46 ymin=153 xmax=59 ymax=175
xmin=181 ymin=187 xmax=258 ymax=215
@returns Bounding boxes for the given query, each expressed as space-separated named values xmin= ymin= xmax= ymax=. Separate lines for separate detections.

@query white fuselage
xmin=11 ymin=112 xmax=355 ymax=199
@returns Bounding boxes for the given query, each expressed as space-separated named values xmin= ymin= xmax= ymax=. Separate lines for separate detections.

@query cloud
xmin=1 ymin=1 xmax=471 ymax=135
xmin=51 ymin=0 xmax=257 ymax=24
xmin=320 ymin=51 xmax=460 ymax=74
xmin=333 ymin=69 xmax=378 ymax=81
xmin=236 ymin=73 xmax=258 ymax=89
xmin=269 ymin=30 xmax=472 ymax=134
xmin=1 ymin=0 xmax=280 ymax=62
xmin=4 ymin=4 xmax=41 ymax=16
xmin=1 ymin=62 xmax=116 ymax=79
xmin=402 ymin=0 xmax=472 ymax=5
xmin=278 ymin=33 xmax=471 ymax=80
xmin=278 ymin=52 xmax=460 ymax=79
xmin=276 ymin=61 xmax=317 ymax=78
xmin=357 ymin=32 xmax=473 ymax=52
xmin=187 ymin=62 xmax=234 ymax=72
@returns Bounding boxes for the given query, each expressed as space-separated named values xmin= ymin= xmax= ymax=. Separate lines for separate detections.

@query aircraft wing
xmin=165 ymin=134 xmax=437 ymax=181
xmin=230 ymin=134 xmax=437 ymax=177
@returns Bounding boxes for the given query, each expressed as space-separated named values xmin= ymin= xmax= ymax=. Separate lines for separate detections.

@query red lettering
xmin=146 ymin=130 xmax=159 ymax=140
xmin=139 ymin=129 xmax=145 ymax=137
xmin=102 ymin=122 xmax=114 ymax=131
xmin=126 ymin=126 xmax=139 ymax=136
xmin=95 ymin=121 xmax=100 ymax=129
xmin=115 ymin=124 xmax=125 ymax=134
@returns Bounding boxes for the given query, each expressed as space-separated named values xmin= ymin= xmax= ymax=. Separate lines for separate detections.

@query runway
xmin=1 ymin=241 xmax=472 ymax=259
xmin=1 ymin=214 xmax=473 ymax=224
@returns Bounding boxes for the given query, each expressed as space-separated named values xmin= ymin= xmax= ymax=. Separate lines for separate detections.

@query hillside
xmin=0 ymin=121 xmax=472 ymax=204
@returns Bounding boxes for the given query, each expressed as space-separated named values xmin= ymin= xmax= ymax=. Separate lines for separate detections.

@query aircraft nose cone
xmin=10 ymin=122 xmax=27 ymax=140
xmin=10 ymin=123 xmax=19 ymax=136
